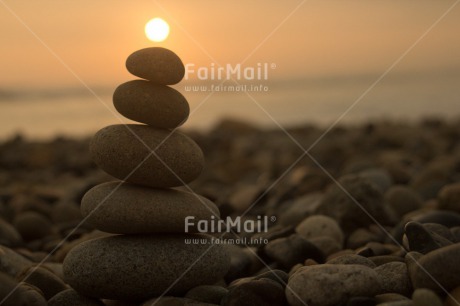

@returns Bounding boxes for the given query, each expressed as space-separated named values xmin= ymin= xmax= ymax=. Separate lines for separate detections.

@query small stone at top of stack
xmin=114 ymin=47 xmax=189 ymax=129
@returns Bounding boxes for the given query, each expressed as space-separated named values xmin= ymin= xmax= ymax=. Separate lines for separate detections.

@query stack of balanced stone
xmin=62 ymin=48 xmax=230 ymax=301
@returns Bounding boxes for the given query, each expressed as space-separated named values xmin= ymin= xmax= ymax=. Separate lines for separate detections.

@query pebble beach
xmin=1 ymin=116 xmax=460 ymax=305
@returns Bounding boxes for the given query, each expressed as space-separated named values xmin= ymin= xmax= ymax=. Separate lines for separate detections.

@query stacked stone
xmin=62 ymin=48 xmax=230 ymax=301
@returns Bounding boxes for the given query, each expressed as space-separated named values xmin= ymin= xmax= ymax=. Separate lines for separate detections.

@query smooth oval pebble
xmin=438 ymin=182 xmax=460 ymax=213
xmin=81 ymin=181 xmax=219 ymax=234
xmin=264 ymin=234 xmax=325 ymax=268
xmin=384 ymin=185 xmax=423 ymax=217
xmin=48 ymin=289 xmax=104 ymax=306
xmin=296 ymin=215 xmax=344 ymax=245
xmin=126 ymin=47 xmax=185 ymax=84
xmin=375 ymin=262 xmax=412 ymax=296
xmin=0 ymin=274 xmax=47 ymax=306
xmin=0 ymin=245 xmax=32 ymax=277
xmin=18 ymin=266 xmax=68 ymax=300
xmin=63 ymin=234 xmax=230 ymax=300
xmin=0 ymin=218 xmax=23 ymax=247
xmin=327 ymin=254 xmax=376 ymax=268
xmin=445 ymin=286 xmax=460 ymax=306
xmin=13 ymin=212 xmax=54 ymax=241
xmin=411 ymin=243 xmax=460 ymax=293
xmin=90 ymin=124 xmax=204 ymax=188
xmin=185 ymin=285 xmax=228 ymax=305
xmin=404 ymin=221 xmax=453 ymax=254
xmin=412 ymin=288 xmax=442 ymax=306
xmin=113 ymin=80 xmax=189 ymax=129
xmin=141 ymin=297 xmax=215 ymax=306
xmin=286 ymin=264 xmax=381 ymax=306
xmin=222 ymin=278 xmax=287 ymax=306
xmin=390 ymin=211 xmax=460 ymax=243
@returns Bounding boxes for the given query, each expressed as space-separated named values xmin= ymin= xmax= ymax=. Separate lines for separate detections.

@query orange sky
xmin=1 ymin=1 xmax=460 ymax=89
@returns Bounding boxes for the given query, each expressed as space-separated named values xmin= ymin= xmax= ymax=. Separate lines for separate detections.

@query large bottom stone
xmin=63 ymin=234 xmax=230 ymax=301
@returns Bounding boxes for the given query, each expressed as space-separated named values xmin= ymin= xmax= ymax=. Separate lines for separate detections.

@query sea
xmin=1 ymin=73 xmax=459 ymax=140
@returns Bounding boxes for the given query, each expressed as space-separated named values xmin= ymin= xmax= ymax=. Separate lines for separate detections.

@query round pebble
xmin=0 ymin=273 xmax=47 ymax=306
xmin=90 ymin=124 xmax=204 ymax=188
xmin=48 ymin=289 xmax=104 ymax=306
xmin=264 ymin=234 xmax=325 ymax=268
xmin=224 ymin=245 xmax=257 ymax=283
xmin=327 ymin=254 xmax=376 ymax=268
xmin=438 ymin=182 xmax=460 ymax=213
xmin=369 ymin=255 xmax=405 ymax=267
xmin=222 ymin=278 xmax=287 ymax=306
xmin=346 ymin=296 xmax=376 ymax=305
xmin=310 ymin=236 xmax=343 ymax=257
xmin=17 ymin=266 xmax=67 ymax=300
xmin=63 ymin=234 xmax=230 ymax=300
xmin=412 ymin=288 xmax=442 ymax=306
xmin=384 ymin=185 xmax=423 ymax=217
xmin=12 ymin=212 xmax=53 ymax=241
xmin=0 ymin=245 xmax=32 ymax=277
xmin=391 ymin=210 xmax=460 ymax=243
xmin=296 ymin=215 xmax=344 ymax=245
xmin=375 ymin=293 xmax=410 ymax=303
xmin=185 ymin=285 xmax=228 ymax=304
xmin=286 ymin=264 xmax=381 ymax=306
xmin=376 ymin=301 xmax=412 ymax=306
xmin=254 ymin=269 xmax=289 ymax=286
xmin=315 ymin=175 xmax=395 ymax=233
xmin=0 ymin=218 xmax=22 ymax=247
xmin=141 ymin=296 xmax=215 ymax=306
xmin=358 ymin=168 xmax=393 ymax=192
xmin=50 ymin=202 xmax=82 ymax=224
xmin=375 ymin=262 xmax=412 ymax=296
xmin=347 ymin=228 xmax=381 ymax=249
xmin=81 ymin=181 xmax=219 ymax=234
xmin=410 ymin=243 xmax=460 ymax=293
xmin=126 ymin=47 xmax=185 ymax=84
xmin=278 ymin=193 xmax=322 ymax=226
xmin=445 ymin=286 xmax=460 ymax=306
xmin=113 ymin=80 xmax=189 ymax=128
xmin=404 ymin=221 xmax=452 ymax=254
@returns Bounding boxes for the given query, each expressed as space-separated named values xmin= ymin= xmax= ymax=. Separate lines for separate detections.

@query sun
xmin=145 ymin=18 xmax=170 ymax=42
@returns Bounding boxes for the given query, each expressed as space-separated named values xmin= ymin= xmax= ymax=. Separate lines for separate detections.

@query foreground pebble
xmin=315 ymin=175 xmax=395 ymax=233
xmin=295 ymin=215 xmax=344 ymax=245
xmin=63 ymin=234 xmax=230 ymax=300
xmin=410 ymin=243 xmax=460 ymax=293
xmin=264 ymin=234 xmax=325 ymax=268
xmin=0 ymin=273 xmax=47 ymax=306
xmin=222 ymin=278 xmax=287 ymax=306
xmin=185 ymin=285 xmax=228 ymax=304
xmin=17 ymin=266 xmax=68 ymax=300
xmin=412 ymin=288 xmax=442 ymax=306
xmin=286 ymin=264 xmax=381 ymax=306
xmin=375 ymin=262 xmax=412 ymax=296
xmin=48 ymin=289 xmax=104 ymax=306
